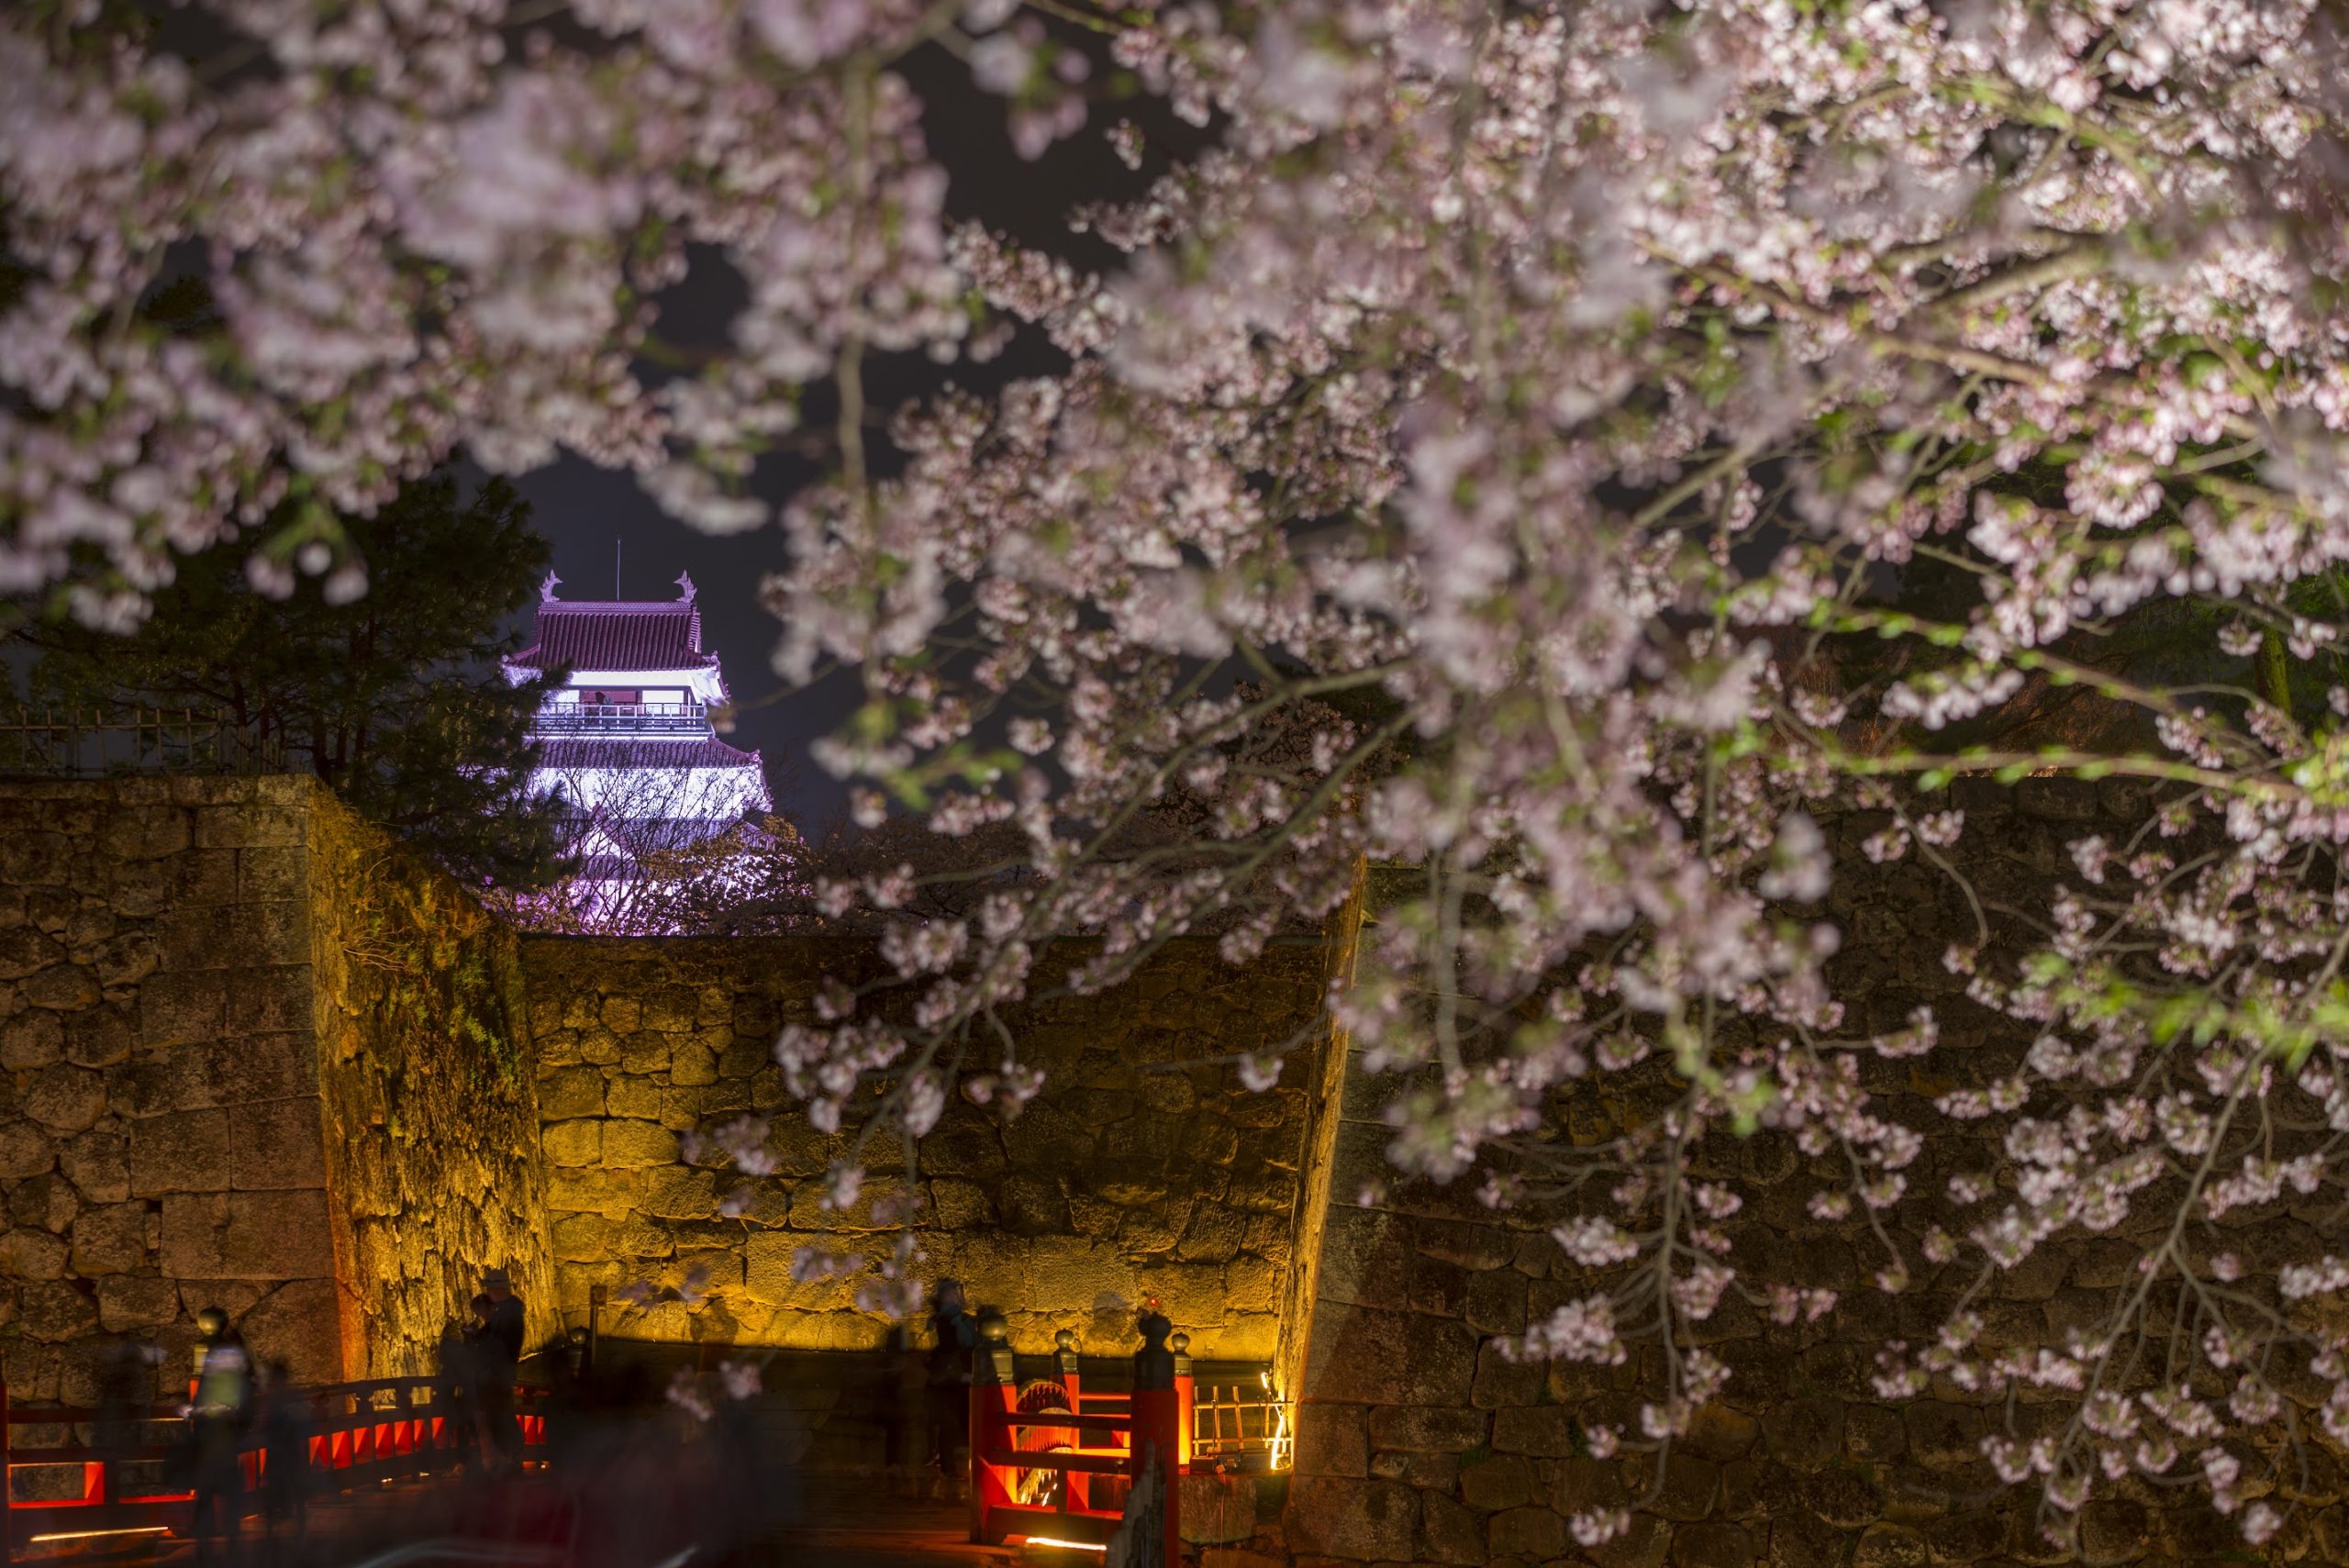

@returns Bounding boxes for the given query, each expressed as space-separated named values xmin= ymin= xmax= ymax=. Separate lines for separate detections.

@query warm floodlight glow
xmin=1021 ymin=1539 xmax=1108 ymax=1552
xmin=1263 ymin=1369 xmax=1293 ymax=1472
xmin=30 ymin=1526 xmax=173 ymax=1544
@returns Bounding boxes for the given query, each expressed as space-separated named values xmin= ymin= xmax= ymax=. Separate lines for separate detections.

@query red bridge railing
xmin=967 ymin=1316 xmax=1194 ymax=1562
xmin=1 ymin=1374 xmax=547 ymax=1564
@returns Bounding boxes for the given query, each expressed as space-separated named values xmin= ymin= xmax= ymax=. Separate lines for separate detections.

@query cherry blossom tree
xmin=15 ymin=0 xmax=2349 ymax=1547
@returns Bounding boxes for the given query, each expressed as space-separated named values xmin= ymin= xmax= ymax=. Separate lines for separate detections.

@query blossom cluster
xmin=20 ymin=0 xmax=2349 ymax=1543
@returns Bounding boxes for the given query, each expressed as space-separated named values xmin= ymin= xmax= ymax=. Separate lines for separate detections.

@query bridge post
xmin=968 ymin=1311 xmax=1017 ymax=1545
xmin=1170 ymin=1332 xmax=1194 ymax=1473
xmin=1131 ymin=1308 xmax=1182 ymax=1566
xmin=1052 ymin=1330 xmax=1085 ymax=1511
xmin=4 ymin=1376 xmax=13 ymax=1568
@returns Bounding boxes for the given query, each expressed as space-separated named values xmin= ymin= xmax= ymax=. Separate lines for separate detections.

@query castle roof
xmin=532 ymin=736 xmax=764 ymax=772
xmin=508 ymin=571 xmax=715 ymax=673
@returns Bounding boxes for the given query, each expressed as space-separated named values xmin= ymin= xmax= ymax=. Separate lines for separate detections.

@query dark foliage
xmin=16 ymin=472 xmax=571 ymax=889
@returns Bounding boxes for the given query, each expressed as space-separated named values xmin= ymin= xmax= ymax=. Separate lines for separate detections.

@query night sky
xmin=516 ymin=42 xmax=1189 ymax=832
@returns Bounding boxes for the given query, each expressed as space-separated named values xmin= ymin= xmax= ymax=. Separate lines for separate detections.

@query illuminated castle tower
xmin=504 ymin=571 xmax=773 ymax=911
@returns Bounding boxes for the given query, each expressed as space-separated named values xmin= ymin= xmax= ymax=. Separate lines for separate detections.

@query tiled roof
xmin=509 ymin=601 xmax=712 ymax=672
xmin=532 ymin=737 xmax=764 ymax=771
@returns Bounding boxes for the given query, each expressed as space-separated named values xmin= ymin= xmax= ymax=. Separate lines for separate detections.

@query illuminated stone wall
xmin=519 ymin=936 xmax=1334 ymax=1362
xmin=306 ymin=790 xmax=559 ymax=1376
xmin=0 ymin=776 xmax=556 ymax=1402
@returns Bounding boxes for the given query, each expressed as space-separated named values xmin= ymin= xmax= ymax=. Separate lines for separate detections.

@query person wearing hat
xmin=475 ymin=1268 xmax=527 ymax=1474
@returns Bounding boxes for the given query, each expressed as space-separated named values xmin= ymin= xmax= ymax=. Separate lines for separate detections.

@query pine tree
xmin=16 ymin=472 xmax=570 ymax=889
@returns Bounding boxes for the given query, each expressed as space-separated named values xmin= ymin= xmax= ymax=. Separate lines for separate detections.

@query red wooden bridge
xmin=1 ymin=1374 xmax=548 ymax=1566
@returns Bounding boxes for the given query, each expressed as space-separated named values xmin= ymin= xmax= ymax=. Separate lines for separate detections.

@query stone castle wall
xmin=1280 ymin=780 xmax=2343 ymax=1568
xmin=306 ymin=792 xmax=558 ymax=1376
xmin=0 ymin=775 xmax=1343 ymax=1404
xmin=0 ymin=777 xmax=342 ymax=1401
xmin=520 ymin=936 xmax=1334 ymax=1361
xmin=0 ymin=777 xmax=556 ymax=1402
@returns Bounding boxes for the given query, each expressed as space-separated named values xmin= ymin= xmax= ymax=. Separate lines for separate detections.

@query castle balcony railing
xmin=532 ymin=703 xmax=709 ymax=735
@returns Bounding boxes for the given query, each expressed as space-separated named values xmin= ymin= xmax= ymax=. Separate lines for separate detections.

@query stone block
xmin=0 ymin=831 xmax=72 ymax=886
xmin=10 ymin=1172 xmax=79 ymax=1232
xmin=618 ymin=1033 xmax=669 ymax=1076
xmin=538 ymin=1065 xmax=606 ymax=1119
xmin=543 ymin=1120 xmax=602 ymax=1167
xmin=1592 ymin=1512 xmax=1673 ymax=1568
xmin=1464 ymin=1265 xmax=1528 ymax=1334
xmin=160 ymin=1193 xmax=227 ymax=1274
xmin=62 ymin=1004 xmax=134 ymax=1066
xmin=929 ymin=1178 xmax=994 ymax=1229
xmin=1303 ymin=1304 xmax=1476 ymax=1407
xmin=17 ymin=1280 xmax=99 ymax=1342
xmin=1316 ymin=1206 xmax=1412 ymax=1310
xmin=545 ymin=1166 xmax=639 ymax=1218
xmin=1285 ymin=1475 xmax=1416 ymax=1561
xmin=1 ymin=1008 xmax=63 ymax=1069
xmin=1492 ymin=1405 xmax=1578 ymax=1456
xmin=2075 ymin=1500 xmax=2146 ymax=1567
xmin=240 ymin=1276 xmax=342 ymax=1385
xmin=641 ymin=1166 xmax=718 ymax=1219
xmin=1675 ymin=1521 xmax=1759 ymax=1568
xmin=1901 ymin=1400 xmax=1982 ymax=1469
xmin=1489 ymin=1504 xmax=1565 ymax=1559
xmin=1001 ymin=1173 xmax=1071 ymax=1236
xmin=98 ymin=1274 xmax=183 ymax=1332
xmin=1225 ymin=1254 xmax=1277 ymax=1313
xmin=1420 ymin=1488 xmax=1485 ymax=1564
xmin=206 ymin=1031 xmax=317 ymax=1104
xmin=1799 ymin=1466 xmax=1885 ymax=1531
xmin=1652 ymin=1451 xmax=1720 ymax=1520
xmin=1459 ymin=1453 xmax=1533 ymax=1511
xmin=230 ymin=1099 xmax=326 ymax=1189
xmin=1291 ymin=1403 xmax=1369 ymax=1477
xmin=0 ymin=1119 xmax=57 ymax=1178
xmin=1849 ymin=1523 xmax=1924 ymax=1568
xmin=237 ymin=847 xmax=304 ymax=902
xmin=0 ymin=926 xmax=66 ymax=980
xmin=217 ymin=1190 xmax=334 ymax=1278
xmin=59 ymin=1127 xmax=127 ymax=1201
xmin=139 ymin=971 xmax=225 ymax=1047
xmin=1921 ymin=1512 xmax=2002 ymax=1564
xmin=552 ymin=1212 xmax=617 ymax=1262
xmin=165 ymin=849 xmax=239 ymax=906
xmin=130 ymin=1107 xmax=230 ymax=1195
xmin=1471 ymin=1340 xmax=1542 ymax=1408
xmin=69 ymin=1202 xmax=151 ymax=1274
xmin=194 ymin=803 xmax=305 ymax=850
xmin=607 ymin=1075 xmax=662 ymax=1120
xmin=0 ymin=1227 xmax=69 ymax=1279
xmin=224 ymin=966 xmax=310 ymax=1033
xmin=1761 ymin=1396 xmax=1844 ymax=1470
xmin=23 ymin=963 xmax=100 ymax=1010
xmin=670 ymin=1040 xmax=718 ymax=1085
xmin=1367 ymin=1404 xmax=1489 ymax=1454
xmin=601 ymin=1119 xmax=681 ymax=1169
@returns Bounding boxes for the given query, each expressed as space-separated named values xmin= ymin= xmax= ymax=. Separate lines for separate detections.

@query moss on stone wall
xmin=307 ymin=789 xmax=556 ymax=1375
xmin=521 ymin=935 xmax=1336 ymax=1362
